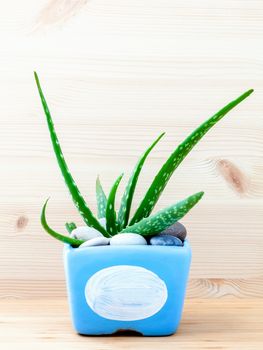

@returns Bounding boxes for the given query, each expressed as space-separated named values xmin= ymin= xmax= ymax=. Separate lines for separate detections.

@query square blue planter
xmin=64 ymin=240 xmax=191 ymax=336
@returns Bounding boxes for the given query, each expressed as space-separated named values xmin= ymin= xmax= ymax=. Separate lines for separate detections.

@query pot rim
xmin=64 ymin=239 xmax=190 ymax=253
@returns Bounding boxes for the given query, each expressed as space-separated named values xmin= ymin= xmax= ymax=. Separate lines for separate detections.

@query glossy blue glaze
xmin=64 ymin=240 xmax=191 ymax=336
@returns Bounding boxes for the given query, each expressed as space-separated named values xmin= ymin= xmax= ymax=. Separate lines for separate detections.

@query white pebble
xmin=71 ymin=226 xmax=103 ymax=241
xmin=79 ymin=237 xmax=110 ymax=248
xmin=110 ymin=233 xmax=147 ymax=246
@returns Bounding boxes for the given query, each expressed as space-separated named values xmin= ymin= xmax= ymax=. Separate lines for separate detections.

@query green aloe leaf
xmin=106 ymin=174 xmax=124 ymax=236
xmin=118 ymin=132 xmax=165 ymax=231
xmin=65 ymin=222 xmax=77 ymax=234
xmin=41 ymin=199 xmax=84 ymax=247
xmin=122 ymin=191 xmax=204 ymax=236
xmin=34 ymin=72 xmax=108 ymax=237
xmin=130 ymin=89 xmax=253 ymax=225
xmin=96 ymin=176 xmax=107 ymax=219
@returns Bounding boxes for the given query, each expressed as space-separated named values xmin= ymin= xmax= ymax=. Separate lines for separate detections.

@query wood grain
xmin=0 ymin=298 xmax=262 ymax=349
xmin=1 ymin=277 xmax=263 ymax=300
xmin=0 ymin=0 xmax=262 ymax=299
xmin=36 ymin=0 xmax=88 ymax=29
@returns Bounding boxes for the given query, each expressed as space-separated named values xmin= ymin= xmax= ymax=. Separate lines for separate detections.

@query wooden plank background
xmin=0 ymin=0 xmax=262 ymax=299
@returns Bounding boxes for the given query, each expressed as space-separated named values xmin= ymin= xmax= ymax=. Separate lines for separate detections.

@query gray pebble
xmin=160 ymin=222 xmax=187 ymax=241
xmin=150 ymin=234 xmax=183 ymax=246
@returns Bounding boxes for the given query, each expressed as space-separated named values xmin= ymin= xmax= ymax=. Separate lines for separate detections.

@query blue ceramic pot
xmin=64 ymin=240 xmax=191 ymax=336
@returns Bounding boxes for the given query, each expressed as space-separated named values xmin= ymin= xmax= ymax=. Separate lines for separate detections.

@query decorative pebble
xmin=79 ymin=237 xmax=110 ymax=248
xmin=110 ymin=233 xmax=147 ymax=246
xmin=150 ymin=234 xmax=183 ymax=246
xmin=98 ymin=217 xmax=106 ymax=229
xmin=71 ymin=226 xmax=103 ymax=241
xmin=160 ymin=222 xmax=187 ymax=241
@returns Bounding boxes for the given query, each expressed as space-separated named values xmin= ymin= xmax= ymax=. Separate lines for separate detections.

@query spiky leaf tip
xmin=106 ymin=174 xmax=124 ymax=236
xmin=41 ymin=199 xmax=84 ymax=247
xmin=65 ymin=222 xmax=77 ymax=234
xmin=96 ymin=176 xmax=108 ymax=219
xmin=122 ymin=191 xmax=204 ymax=236
xmin=118 ymin=132 xmax=165 ymax=231
xmin=34 ymin=72 xmax=107 ymax=237
xmin=130 ymin=89 xmax=253 ymax=225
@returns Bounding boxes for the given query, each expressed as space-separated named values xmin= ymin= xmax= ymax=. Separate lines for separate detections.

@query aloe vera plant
xmin=118 ymin=132 xmax=165 ymax=230
xmin=106 ymin=174 xmax=124 ymax=235
xmin=129 ymin=89 xmax=253 ymax=225
xmin=35 ymin=72 xmax=253 ymax=247
xmin=34 ymin=72 xmax=108 ymax=237
xmin=96 ymin=176 xmax=108 ymax=219
xmin=121 ymin=192 xmax=204 ymax=235
xmin=42 ymin=199 xmax=84 ymax=247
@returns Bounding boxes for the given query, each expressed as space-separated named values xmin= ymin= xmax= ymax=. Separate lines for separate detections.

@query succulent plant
xmin=34 ymin=72 xmax=253 ymax=247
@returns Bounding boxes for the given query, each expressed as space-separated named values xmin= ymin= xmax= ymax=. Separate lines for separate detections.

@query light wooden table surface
xmin=0 ymin=298 xmax=262 ymax=350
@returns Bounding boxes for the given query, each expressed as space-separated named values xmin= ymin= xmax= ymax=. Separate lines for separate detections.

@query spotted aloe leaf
xmin=65 ymin=222 xmax=77 ymax=234
xmin=41 ymin=199 xmax=84 ymax=247
xmin=96 ymin=176 xmax=107 ymax=219
xmin=106 ymin=174 xmax=124 ymax=236
xmin=34 ymin=72 xmax=108 ymax=237
xmin=130 ymin=89 xmax=253 ymax=225
xmin=118 ymin=132 xmax=165 ymax=231
xmin=122 ymin=191 xmax=204 ymax=236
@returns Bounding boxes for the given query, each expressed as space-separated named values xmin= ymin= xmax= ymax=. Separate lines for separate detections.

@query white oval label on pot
xmin=85 ymin=265 xmax=168 ymax=321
